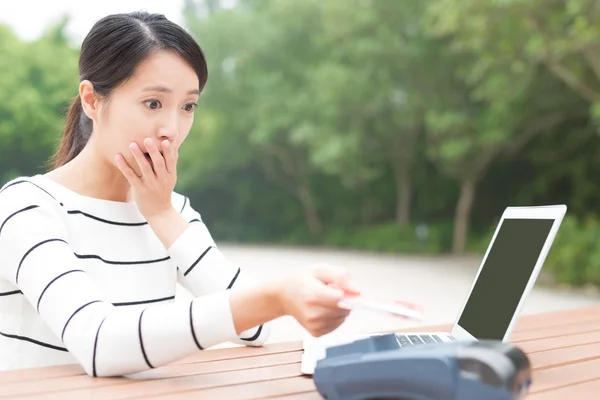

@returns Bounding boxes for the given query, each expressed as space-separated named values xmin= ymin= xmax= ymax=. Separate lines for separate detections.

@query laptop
xmin=301 ymin=205 xmax=567 ymax=374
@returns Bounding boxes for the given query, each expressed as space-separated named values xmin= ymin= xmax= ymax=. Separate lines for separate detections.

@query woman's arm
xmin=144 ymin=206 xmax=188 ymax=249
xmin=0 ymin=194 xmax=281 ymax=377
xmin=115 ymin=142 xmax=272 ymax=347
xmin=150 ymin=196 xmax=272 ymax=346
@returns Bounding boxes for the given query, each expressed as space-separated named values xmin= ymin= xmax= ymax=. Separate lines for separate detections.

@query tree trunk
xmin=296 ymin=185 xmax=323 ymax=237
xmin=395 ymin=167 xmax=411 ymax=225
xmin=453 ymin=179 xmax=476 ymax=254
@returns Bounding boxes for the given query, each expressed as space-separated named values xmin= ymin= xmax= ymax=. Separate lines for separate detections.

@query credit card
xmin=338 ymin=295 xmax=424 ymax=321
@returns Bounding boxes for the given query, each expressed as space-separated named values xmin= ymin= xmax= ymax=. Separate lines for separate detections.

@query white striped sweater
xmin=0 ymin=175 xmax=270 ymax=376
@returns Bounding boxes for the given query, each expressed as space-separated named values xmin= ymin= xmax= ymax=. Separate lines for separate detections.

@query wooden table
xmin=1 ymin=305 xmax=600 ymax=399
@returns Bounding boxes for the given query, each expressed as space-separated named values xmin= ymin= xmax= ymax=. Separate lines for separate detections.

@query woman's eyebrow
xmin=142 ymin=86 xmax=200 ymax=95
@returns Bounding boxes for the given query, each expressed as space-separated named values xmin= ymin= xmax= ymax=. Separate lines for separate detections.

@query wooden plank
xmin=510 ymin=316 xmax=600 ymax=341
xmin=274 ymin=393 xmax=322 ymax=400
xmin=136 ymin=351 xmax=302 ymax=379
xmin=173 ymin=341 xmax=304 ymax=365
xmin=528 ymin=342 xmax=600 ymax=370
xmin=0 ymin=342 xmax=304 ymax=386
xmin=513 ymin=306 xmax=600 ymax=330
xmin=512 ymin=320 xmax=600 ymax=342
xmin=514 ymin=311 xmax=600 ymax=332
xmin=143 ymin=376 xmax=317 ymax=400
xmin=0 ymin=375 xmax=127 ymax=399
xmin=529 ymin=357 xmax=600 ymax=394
xmin=527 ymin=377 xmax=600 ymax=399
xmin=16 ymin=362 xmax=302 ymax=400
xmin=518 ymin=330 xmax=600 ymax=353
xmin=0 ymin=364 xmax=83 ymax=385
xmin=3 ymin=352 xmax=302 ymax=398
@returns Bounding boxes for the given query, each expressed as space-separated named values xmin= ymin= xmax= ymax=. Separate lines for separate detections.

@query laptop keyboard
xmin=396 ymin=334 xmax=447 ymax=347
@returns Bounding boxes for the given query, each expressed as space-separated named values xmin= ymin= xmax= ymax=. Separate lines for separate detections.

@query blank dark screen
xmin=457 ymin=218 xmax=555 ymax=340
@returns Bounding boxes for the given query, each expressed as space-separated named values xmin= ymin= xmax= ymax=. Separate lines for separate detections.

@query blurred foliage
xmin=2 ymin=1 xmax=600 ymax=287
xmin=322 ymin=223 xmax=450 ymax=254
xmin=0 ymin=17 xmax=79 ymax=182
xmin=544 ymin=216 xmax=600 ymax=287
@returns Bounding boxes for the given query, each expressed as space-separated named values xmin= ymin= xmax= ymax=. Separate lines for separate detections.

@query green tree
xmin=295 ymin=0 xmax=429 ymax=226
xmin=0 ymin=17 xmax=79 ymax=182
xmin=418 ymin=32 xmax=585 ymax=253
xmin=426 ymin=0 xmax=600 ymax=123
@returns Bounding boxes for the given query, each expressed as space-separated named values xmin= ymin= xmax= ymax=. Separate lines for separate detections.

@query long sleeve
xmin=0 ymin=194 xmax=241 ymax=377
xmin=168 ymin=196 xmax=271 ymax=346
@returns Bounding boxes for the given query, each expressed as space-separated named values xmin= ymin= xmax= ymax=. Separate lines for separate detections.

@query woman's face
xmin=93 ymin=50 xmax=200 ymax=177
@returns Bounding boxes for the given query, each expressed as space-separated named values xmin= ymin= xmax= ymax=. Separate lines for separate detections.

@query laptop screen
xmin=457 ymin=218 xmax=555 ymax=340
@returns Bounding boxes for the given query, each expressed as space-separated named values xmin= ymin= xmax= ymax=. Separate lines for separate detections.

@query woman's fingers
xmin=144 ymin=138 xmax=166 ymax=177
xmin=119 ymin=139 xmax=177 ymax=186
xmin=312 ymin=283 xmax=346 ymax=309
xmin=162 ymin=140 xmax=177 ymax=175
xmin=130 ymin=142 xmax=154 ymax=178
xmin=312 ymin=265 xmax=361 ymax=296
xmin=115 ymin=154 xmax=142 ymax=187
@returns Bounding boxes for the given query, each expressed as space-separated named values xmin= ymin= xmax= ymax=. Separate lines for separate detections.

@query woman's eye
xmin=183 ymin=103 xmax=197 ymax=112
xmin=144 ymin=100 xmax=161 ymax=110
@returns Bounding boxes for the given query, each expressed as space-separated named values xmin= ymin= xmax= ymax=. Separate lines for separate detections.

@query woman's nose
xmin=157 ymin=129 xmax=177 ymax=141
xmin=157 ymin=117 xmax=179 ymax=141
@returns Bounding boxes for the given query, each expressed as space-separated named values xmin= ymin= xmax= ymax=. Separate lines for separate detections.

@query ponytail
xmin=50 ymin=94 xmax=92 ymax=169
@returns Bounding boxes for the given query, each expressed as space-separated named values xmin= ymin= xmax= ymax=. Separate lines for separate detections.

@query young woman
xmin=0 ymin=11 xmax=359 ymax=377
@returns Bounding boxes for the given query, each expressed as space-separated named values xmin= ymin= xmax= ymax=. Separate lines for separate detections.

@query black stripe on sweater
xmin=74 ymin=253 xmax=170 ymax=265
xmin=0 ymin=290 xmax=22 ymax=297
xmin=183 ymin=246 xmax=213 ymax=276
xmin=16 ymin=238 xmax=68 ymax=284
xmin=0 ymin=180 xmax=57 ymax=201
xmin=0 ymin=331 xmax=67 ymax=352
xmin=113 ymin=296 xmax=175 ymax=307
xmin=139 ymin=309 xmax=154 ymax=369
xmin=0 ymin=205 xmax=39 ymax=238
xmin=61 ymin=300 xmax=102 ymax=341
xmin=227 ymin=267 xmax=241 ymax=290
xmin=66 ymin=210 xmax=148 ymax=226
xmin=37 ymin=270 xmax=85 ymax=312
xmin=92 ymin=318 xmax=106 ymax=377
xmin=189 ymin=301 xmax=203 ymax=350
xmin=240 ymin=325 xmax=263 ymax=342
xmin=180 ymin=196 xmax=188 ymax=214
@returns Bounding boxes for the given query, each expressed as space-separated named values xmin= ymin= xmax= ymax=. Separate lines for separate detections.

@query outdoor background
xmin=2 ymin=0 xmax=600 ymax=294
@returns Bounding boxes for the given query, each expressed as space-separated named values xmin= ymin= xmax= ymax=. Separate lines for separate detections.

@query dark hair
xmin=51 ymin=11 xmax=208 ymax=168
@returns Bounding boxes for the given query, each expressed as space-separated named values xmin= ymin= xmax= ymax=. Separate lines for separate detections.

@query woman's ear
xmin=79 ymin=80 xmax=99 ymax=121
